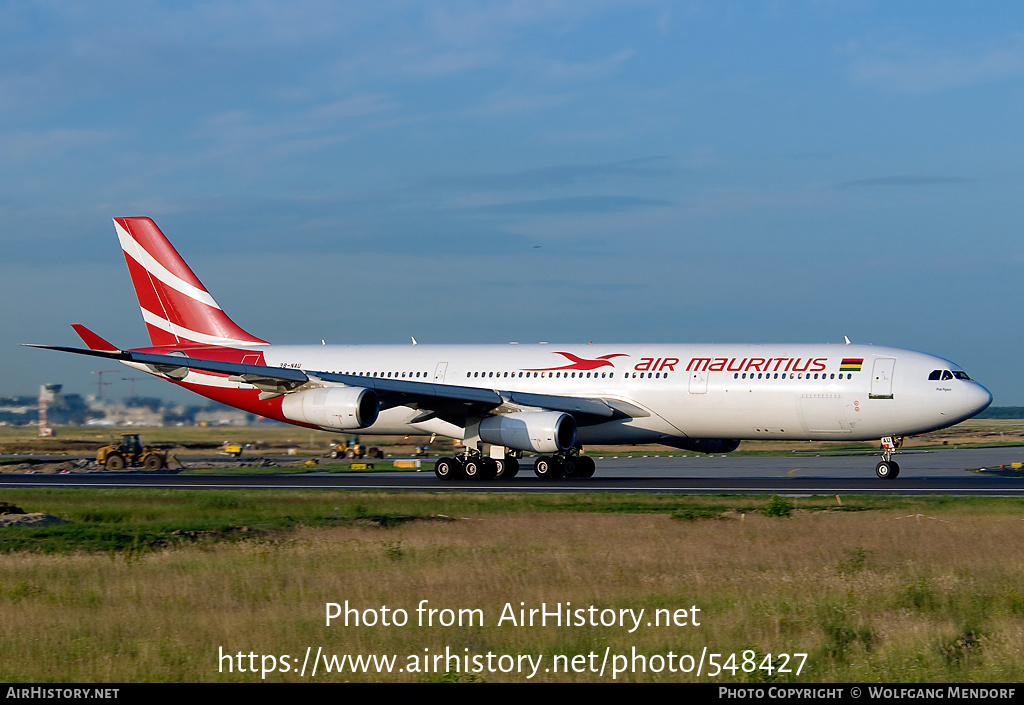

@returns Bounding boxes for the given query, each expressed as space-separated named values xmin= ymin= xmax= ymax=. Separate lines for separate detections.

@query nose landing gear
xmin=875 ymin=436 xmax=903 ymax=479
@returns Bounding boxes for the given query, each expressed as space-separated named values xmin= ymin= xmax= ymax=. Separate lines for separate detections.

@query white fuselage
xmin=203 ymin=342 xmax=993 ymax=445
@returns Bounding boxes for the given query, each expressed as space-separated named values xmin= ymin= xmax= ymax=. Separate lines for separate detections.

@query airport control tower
xmin=38 ymin=383 xmax=62 ymax=437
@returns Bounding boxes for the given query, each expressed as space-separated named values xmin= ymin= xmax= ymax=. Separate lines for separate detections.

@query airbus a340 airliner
xmin=30 ymin=217 xmax=992 ymax=480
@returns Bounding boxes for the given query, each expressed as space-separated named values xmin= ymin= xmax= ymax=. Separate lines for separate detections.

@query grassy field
xmin=1 ymin=489 xmax=1023 ymax=683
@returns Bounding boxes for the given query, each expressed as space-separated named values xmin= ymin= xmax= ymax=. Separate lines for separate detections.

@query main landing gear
xmin=533 ymin=449 xmax=596 ymax=480
xmin=434 ymin=449 xmax=522 ymax=481
xmin=433 ymin=447 xmax=598 ymax=481
xmin=875 ymin=436 xmax=904 ymax=480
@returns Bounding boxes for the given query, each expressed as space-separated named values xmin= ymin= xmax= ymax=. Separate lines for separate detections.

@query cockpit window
xmin=930 ymin=369 xmax=969 ymax=381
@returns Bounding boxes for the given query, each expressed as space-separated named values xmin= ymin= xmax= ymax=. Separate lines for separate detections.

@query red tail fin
xmin=113 ymin=217 xmax=267 ymax=348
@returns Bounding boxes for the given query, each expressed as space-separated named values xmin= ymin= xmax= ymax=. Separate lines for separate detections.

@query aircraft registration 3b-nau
xmin=28 ymin=217 xmax=992 ymax=481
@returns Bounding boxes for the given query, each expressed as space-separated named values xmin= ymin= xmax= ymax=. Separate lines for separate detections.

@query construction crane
xmin=91 ymin=370 xmax=120 ymax=400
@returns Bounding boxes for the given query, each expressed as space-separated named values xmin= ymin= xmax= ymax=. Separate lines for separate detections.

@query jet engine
xmin=479 ymin=411 xmax=577 ymax=453
xmin=669 ymin=438 xmax=741 ymax=454
xmin=280 ymin=387 xmax=379 ymax=430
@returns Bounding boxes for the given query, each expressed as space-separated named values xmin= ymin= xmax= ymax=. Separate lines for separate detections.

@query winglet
xmin=71 ymin=324 xmax=120 ymax=352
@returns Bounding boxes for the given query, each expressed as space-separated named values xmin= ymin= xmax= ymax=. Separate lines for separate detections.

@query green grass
xmin=0 ymin=488 xmax=1020 ymax=554
xmin=2 ymin=489 xmax=1024 ymax=682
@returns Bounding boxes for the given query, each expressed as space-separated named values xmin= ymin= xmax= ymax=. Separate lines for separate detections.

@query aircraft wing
xmin=24 ymin=343 xmax=633 ymax=425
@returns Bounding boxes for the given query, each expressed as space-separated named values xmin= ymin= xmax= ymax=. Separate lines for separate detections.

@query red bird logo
xmin=522 ymin=352 xmax=627 ymax=372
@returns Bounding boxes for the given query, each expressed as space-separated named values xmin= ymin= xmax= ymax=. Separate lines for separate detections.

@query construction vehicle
xmin=220 ymin=443 xmax=244 ymax=458
xmin=96 ymin=433 xmax=169 ymax=470
xmin=327 ymin=440 xmax=364 ymax=459
xmin=325 ymin=440 xmax=384 ymax=459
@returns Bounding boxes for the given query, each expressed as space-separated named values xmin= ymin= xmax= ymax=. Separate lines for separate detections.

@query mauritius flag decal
xmin=840 ymin=358 xmax=864 ymax=372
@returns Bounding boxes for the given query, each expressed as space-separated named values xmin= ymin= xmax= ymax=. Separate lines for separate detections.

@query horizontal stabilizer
xmin=71 ymin=324 xmax=119 ymax=352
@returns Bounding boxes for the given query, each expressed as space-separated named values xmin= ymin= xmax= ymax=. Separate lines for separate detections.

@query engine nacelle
xmin=479 ymin=411 xmax=577 ymax=453
xmin=280 ymin=387 xmax=379 ymax=430
xmin=669 ymin=438 xmax=741 ymax=454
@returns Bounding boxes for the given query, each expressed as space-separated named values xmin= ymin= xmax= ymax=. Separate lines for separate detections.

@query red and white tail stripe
xmin=113 ymin=217 xmax=268 ymax=348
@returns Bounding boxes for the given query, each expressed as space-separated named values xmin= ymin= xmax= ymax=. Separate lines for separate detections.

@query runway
xmin=2 ymin=447 xmax=1023 ymax=495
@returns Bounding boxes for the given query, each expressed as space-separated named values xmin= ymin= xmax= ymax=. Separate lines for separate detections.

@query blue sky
xmin=3 ymin=1 xmax=1023 ymax=404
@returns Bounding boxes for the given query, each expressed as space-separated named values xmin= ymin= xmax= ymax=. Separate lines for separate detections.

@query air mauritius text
xmin=326 ymin=601 xmax=701 ymax=634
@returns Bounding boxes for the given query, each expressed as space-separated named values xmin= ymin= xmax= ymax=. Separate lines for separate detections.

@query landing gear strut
xmin=875 ymin=436 xmax=903 ymax=480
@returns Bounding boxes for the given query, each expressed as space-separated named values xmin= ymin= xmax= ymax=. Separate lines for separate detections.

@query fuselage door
xmin=869 ymin=358 xmax=895 ymax=399
xmin=433 ymin=362 xmax=448 ymax=383
xmin=688 ymin=369 xmax=709 ymax=394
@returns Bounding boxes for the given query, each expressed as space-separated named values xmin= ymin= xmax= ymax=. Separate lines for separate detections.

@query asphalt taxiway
xmin=1 ymin=447 xmax=1023 ymax=495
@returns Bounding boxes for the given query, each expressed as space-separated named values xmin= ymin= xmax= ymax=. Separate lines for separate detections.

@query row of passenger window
xmin=335 ymin=371 xmax=429 ymax=378
xmin=329 ymin=369 xmax=853 ymax=383
xmin=464 ymin=371 xmax=676 ymax=380
xmin=732 ymin=372 xmax=854 ymax=380
xmin=467 ymin=371 xmax=616 ymax=379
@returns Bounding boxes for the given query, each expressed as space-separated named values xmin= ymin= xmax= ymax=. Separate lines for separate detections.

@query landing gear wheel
xmin=463 ymin=458 xmax=489 ymax=480
xmin=575 ymin=456 xmax=596 ymax=478
xmin=504 ymin=458 xmax=520 ymax=479
xmin=534 ymin=456 xmax=563 ymax=479
xmin=480 ymin=457 xmax=498 ymax=480
xmin=434 ymin=457 xmax=459 ymax=481
xmin=494 ymin=457 xmax=519 ymax=480
xmin=875 ymin=460 xmax=900 ymax=480
xmin=105 ymin=454 xmax=126 ymax=471
xmin=561 ymin=457 xmax=578 ymax=477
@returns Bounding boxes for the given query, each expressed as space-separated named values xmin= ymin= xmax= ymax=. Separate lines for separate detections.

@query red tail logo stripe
xmin=113 ymin=217 xmax=267 ymax=347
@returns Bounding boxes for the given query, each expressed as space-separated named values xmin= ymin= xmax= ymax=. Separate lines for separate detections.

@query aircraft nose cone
xmin=964 ymin=382 xmax=993 ymax=418
xmin=973 ymin=383 xmax=993 ymax=414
